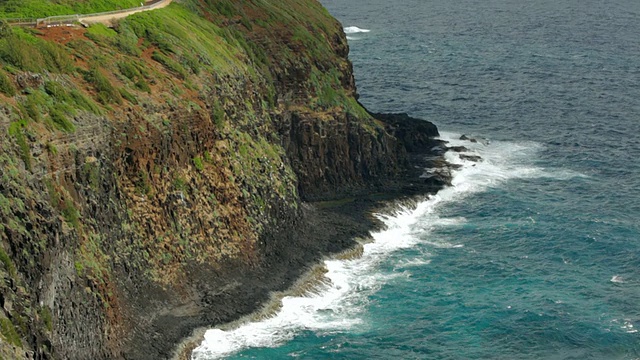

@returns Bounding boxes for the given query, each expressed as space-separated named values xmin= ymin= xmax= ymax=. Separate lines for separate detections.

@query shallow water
xmin=193 ymin=0 xmax=640 ymax=358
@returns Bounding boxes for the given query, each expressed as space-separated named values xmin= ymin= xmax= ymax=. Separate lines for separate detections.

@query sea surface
xmin=193 ymin=0 xmax=640 ymax=358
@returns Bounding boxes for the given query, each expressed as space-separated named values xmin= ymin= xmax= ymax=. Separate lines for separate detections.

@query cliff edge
xmin=0 ymin=1 xmax=448 ymax=359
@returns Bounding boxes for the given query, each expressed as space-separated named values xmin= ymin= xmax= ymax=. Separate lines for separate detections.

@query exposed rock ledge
xmin=166 ymin=112 xmax=455 ymax=360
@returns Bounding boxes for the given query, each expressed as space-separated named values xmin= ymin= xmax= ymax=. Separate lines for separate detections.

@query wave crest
xmin=344 ymin=26 xmax=370 ymax=34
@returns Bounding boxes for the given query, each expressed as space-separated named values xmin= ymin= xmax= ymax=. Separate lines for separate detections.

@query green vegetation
xmin=62 ymin=197 xmax=80 ymax=228
xmin=0 ymin=27 xmax=73 ymax=73
xmin=8 ymin=120 xmax=33 ymax=171
xmin=44 ymin=80 xmax=69 ymax=102
xmin=45 ymin=179 xmax=81 ymax=228
xmin=85 ymin=24 xmax=117 ymax=45
xmin=0 ymin=317 xmax=21 ymax=347
xmin=172 ymin=175 xmax=187 ymax=192
xmin=192 ymin=156 xmax=204 ymax=171
xmin=134 ymin=171 xmax=151 ymax=195
xmin=0 ymin=69 xmax=16 ymax=96
xmin=84 ymin=66 xmax=122 ymax=105
xmin=0 ymin=0 xmax=141 ymax=18
xmin=0 ymin=247 xmax=17 ymax=277
xmin=117 ymin=60 xmax=151 ymax=92
xmin=49 ymin=106 xmax=75 ymax=133
xmin=118 ymin=87 xmax=137 ymax=104
xmin=123 ymin=3 xmax=242 ymax=73
xmin=83 ymin=161 xmax=101 ymax=190
xmin=0 ymin=0 xmax=376 ymax=353
xmin=117 ymin=60 xmax=139 ymax=80
xmin=75 ymin=232 xmax=111 ymax=286
xmin=39 ymin=307 xmax=53 ymax=332
xmin=213 ymin=103 xmax=225 ymax=127
xmin=151 ymin=51 xmax=188 ymax=79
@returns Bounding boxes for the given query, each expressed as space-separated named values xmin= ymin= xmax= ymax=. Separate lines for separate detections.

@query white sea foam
xmin=343 ymin=26 xmax=370 ymax=34
xmin=395 ymin=257 xmax=432 ymax=269
xmin=611 ymin=275 xmax=624 ymax=283
xmin=191 ymin=132 xmax=563 ymax=359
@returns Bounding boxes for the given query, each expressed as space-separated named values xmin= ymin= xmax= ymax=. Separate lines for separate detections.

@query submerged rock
xmin=460 ymin=134 xmax=478 ymax=143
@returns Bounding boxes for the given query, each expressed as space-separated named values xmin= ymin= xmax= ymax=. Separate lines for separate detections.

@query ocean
xmin=192 ymin=0 xmax=640 ymax=358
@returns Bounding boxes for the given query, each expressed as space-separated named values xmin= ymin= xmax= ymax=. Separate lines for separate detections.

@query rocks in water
xmin=459 ymin=154 xmax=482 ymax=162
xmin=460 ymin=134 xmax=478 ymax=143
xmin=420 ymin=169 xmax=452 ymax=188
xmin=373 ymin=112 xmax=440 ymax=153
xmin=447 ymin=145 xmax=469 ymax=153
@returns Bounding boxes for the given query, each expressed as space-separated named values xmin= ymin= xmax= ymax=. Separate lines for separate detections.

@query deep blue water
xmin=193 ymin=0 xmax=640 ymax=358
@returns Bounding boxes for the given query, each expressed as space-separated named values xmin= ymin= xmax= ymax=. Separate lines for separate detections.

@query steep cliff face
xmin=0 ymin=1 xmax=445 ymax=359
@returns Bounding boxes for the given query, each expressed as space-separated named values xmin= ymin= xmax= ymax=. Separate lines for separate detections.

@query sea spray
xmin=191 ymin=133 xmax=556 ymax=359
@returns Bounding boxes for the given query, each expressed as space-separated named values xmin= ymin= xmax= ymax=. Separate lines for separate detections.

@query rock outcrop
xmin=0 ymin=1 xmax=449 ymax=359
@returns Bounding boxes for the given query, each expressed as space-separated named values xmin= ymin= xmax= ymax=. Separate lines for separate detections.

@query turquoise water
xmin=193 ymin=0 xmax=640 ymax=358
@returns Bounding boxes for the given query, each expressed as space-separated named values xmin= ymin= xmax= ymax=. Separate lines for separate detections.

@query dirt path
xmin=78 ymin=0 xmax=172 ymax=27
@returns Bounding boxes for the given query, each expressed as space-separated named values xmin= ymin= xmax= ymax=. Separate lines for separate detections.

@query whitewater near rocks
xmin=192 ymin=0 xmax=640 ymax=354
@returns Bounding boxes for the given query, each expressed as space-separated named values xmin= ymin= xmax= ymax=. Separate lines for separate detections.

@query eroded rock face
xmin=0 ymin=1 xmax=449 ymax=359
xmin=278 ymin=110 xmax=404 ymax=201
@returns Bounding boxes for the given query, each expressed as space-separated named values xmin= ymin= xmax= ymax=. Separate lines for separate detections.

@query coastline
xmin=171 ymin=113 xmax=462 ymax=359
xmin=173 ymin=198 xmax=435 ymax=360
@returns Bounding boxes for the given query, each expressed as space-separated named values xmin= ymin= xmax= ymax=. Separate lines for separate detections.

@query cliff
xmin=0 ymin=1 xmax=447 ymax=359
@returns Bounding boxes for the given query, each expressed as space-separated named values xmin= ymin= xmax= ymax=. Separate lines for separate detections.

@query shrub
xmin=118 ymin=87 xmax=137 ymax=104
xmin=61 ymin=197 xmax=80 ymax=228
xmin=0 ymin=70 xmax=16 ymax=96
xmin=49 ymin=106 xmax=75 ymax=133
xmin=0 ymin=247 xmax=16 ymax=277
xmin=114 ymin=22 xmax=141 ymax=56
xmin=44 ymin=81 xmax=70 ymax=102
xmin=0 ymin=35 xmax=43 ymax=72
xmin=193 ymin=156 xmax=203 ymax=171
xmin=40 ymin=41 xmax=73 ymax=73
xmin=22 ymin=91 xmax=48 ymax=122
xmin=151 ymin=51 xmax=188 ymax=79
xmin=84 ymin=66 xmax=122 ymax=105
xmin=213 ymin=102 xmax=225 ymax=127
xmin=39 ymin=307 xmax=53 ymax=332
xmin=69 ymin=88 xmax=101 ymax=114
xmin=8 ymin=120 xmax=32 ymax=170
xmin=135 ymin=79 xmax=150 ymax=93
xmin=0 ymin=317 xmax=21 ymax=347
xmin=117 ymin=61 xmax=140 ymax=80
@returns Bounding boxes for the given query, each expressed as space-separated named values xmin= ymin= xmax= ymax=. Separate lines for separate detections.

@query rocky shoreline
xmin=0 ymin=2 xmax=474 ymax=357
xmin=166 ymin=112 xmax=461 ymax=359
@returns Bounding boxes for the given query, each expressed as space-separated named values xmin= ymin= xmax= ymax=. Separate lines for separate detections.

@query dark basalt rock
xmin=373 ymin=112 xmax=440 ymax=152
xmin=448 ymin=145 xmax=469 ymax=153
xmin=460 ymin=154 xmax=482 ymax=162
xmin=460 ymin=134 xmax=478 ymax=143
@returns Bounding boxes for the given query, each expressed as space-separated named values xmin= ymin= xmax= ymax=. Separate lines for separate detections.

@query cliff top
xmin=0 ymin=0 xmax=144 ymax=18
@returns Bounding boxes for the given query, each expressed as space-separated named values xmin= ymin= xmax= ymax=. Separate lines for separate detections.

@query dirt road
xmin=78 ymin=0 xmax=172 ymax=27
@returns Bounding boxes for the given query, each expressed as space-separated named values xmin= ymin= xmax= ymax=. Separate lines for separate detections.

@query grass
xmin=85 ymin=23 xmax=118 ymax=45
xmin=213 ymin=101 xmax=225 ymax=127
xmin=61 ymin=197 xmax=80 ymax=228
xmin=0 ymin=247 xmax=17 ymax=277
xmin=0 ymin=317 xmax=21 ymax=347
xmin=0 ymin=0 xmax=141 ymax=18
xmin=123 ymin=3 xmax=243 ymax=73
xmin=151 ymin=51 xmax=188 ymax=79
xmin=8 ymin=119 xmax=33 ymax=170
xmin=49 ymin=106 xmax=75 ymax=133
xmin=0 ymin=69 xmax=16 ymax=96
xmin=119 ymin=87 xmax=138 ymax=104
xmin=0 ymin=27 xmax=73 ymax=73
xmin=192 ymin=156 xmax=204 ymax=171
xmin=84 ymin=65 xmax=122 ymax=105
xmin=39 ymin=307 xmax=53 ymax=332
